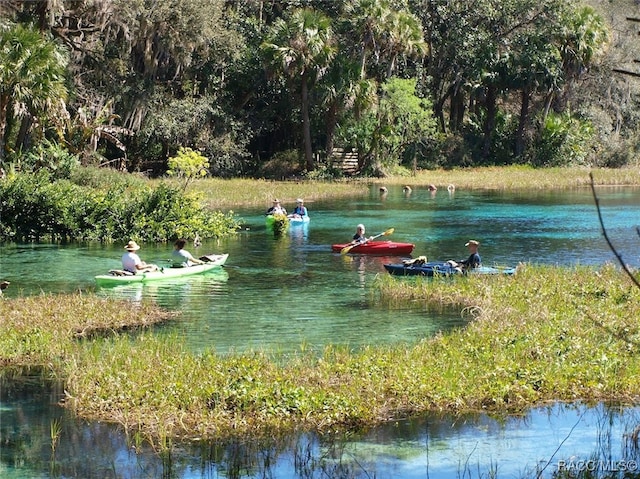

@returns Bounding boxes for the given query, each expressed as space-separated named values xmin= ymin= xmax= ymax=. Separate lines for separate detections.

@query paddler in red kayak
xmin=349 ymin=224 xmax=373 ymax=245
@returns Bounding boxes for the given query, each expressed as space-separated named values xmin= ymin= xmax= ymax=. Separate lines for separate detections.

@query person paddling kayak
xmin=172 ymin=238 xmax=204 ymax=267
xmin=448 ymin=239 xmax=482 ymax=272
xmin=350 ymin=224 xmax=373 ymax=245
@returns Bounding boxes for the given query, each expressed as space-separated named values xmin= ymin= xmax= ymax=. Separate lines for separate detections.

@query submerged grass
xmin=53 ymin=264 xmax=640 ymax=443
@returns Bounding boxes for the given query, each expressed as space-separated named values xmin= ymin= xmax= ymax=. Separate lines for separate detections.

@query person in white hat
xmin=288 ymin=198 xmax=308 ymax=219
xmin=449 ymin=240 xmax=482 ymax=272
xmin=121 ymin=240 xmax=159 ymax=274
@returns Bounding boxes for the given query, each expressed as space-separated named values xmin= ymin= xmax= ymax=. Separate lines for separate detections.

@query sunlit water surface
xmin=1 ymin=185 xmax=640 ymax=478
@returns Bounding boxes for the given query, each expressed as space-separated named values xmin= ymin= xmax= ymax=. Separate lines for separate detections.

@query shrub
xmin=0 ymin=171 xmax=240 ymax=242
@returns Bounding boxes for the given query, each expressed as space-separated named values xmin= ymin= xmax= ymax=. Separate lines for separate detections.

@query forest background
xmin=1 ymin=0 xmax=639 ymax=179
xmin=0 ymin=0 xmax=639 ymax=242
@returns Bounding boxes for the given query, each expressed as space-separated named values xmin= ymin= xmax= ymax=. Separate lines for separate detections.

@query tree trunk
xmin=0 ymin=95 xmax=9 ymax=161
xmin=448 ymin=83 xmax=465 ymax=131
xmin=481 ymin=85 xmax=497 ymax=160
xmin=515 ymin=86 xmax=530 ymax=158
xmin=15 ymin=115 xmax=33 ymax=154
xmin=325 ymin=101 xmax=338 ymax=161
xmin=301 ymin=74 xmax=314 ymax=171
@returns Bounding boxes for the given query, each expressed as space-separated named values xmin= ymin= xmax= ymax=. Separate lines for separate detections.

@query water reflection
xmin=96 ymin=268 xmax=229 ymax=306
xmin=3 ymin=370 xmax=640 ymax=479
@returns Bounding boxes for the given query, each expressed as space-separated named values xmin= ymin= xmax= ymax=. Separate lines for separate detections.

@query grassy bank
xmin=181 ymin=166 xmax=640 ymax=209
xmin=3 ymin=167 xmax=640 ymax=448
xmin=47 ymin=264 xmax=640 ymax=443
xmin=0 ymin=294 xmax=174 ymax=367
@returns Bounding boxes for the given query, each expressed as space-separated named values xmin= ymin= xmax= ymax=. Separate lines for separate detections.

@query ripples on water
xmin=1 ymin=186 xmax=640 ymax=477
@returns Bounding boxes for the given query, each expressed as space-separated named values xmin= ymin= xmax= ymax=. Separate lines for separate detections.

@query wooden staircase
xmin=331 ymin=148 xmax=359 ymax=174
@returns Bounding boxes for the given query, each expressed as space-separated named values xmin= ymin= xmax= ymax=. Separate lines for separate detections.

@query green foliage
xmin=167 ymin=147 xmax=210 ymax=191
xmin=336 ymin=113 xmax=377 ymax=162
xmin=0 ymin=0 xmax=634 ymax=177
xmin=303 ymin=164 xmax=345 ymax=180
xmin=375 ymin=77 xmax=437 ymax=172
xmin=0 ymin=170 xmax=240 ymax=242
xmin=258 ymin=149 xmax=303 ymax=179
xmin=68 ymin=165 xmax=148 ymax=190
xmin=11 ymin=139 xmax=80 ymax=179
xmin=0 ymin=22 xmax=68 ymax=161
xmin=529 ymin=112 xmax=595 ymax=167
xmin=267 ymin=212 xmax=289 ymax=236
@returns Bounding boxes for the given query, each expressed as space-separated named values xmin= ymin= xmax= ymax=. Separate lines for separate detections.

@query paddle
xmin=340 ymin=228 xmax=394 ymax=255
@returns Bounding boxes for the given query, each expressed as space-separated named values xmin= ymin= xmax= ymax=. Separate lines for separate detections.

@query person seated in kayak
xmin=266 ymin=198 xmax=287 ymax=215
xmin=172 ymin=238 xmax=205 ymax=267
xmin=448 ymin=240 xmax=481 ymax=272
xmin=350 ymin=224 xmax=373 ymax=245
xmin=288 ymin=198 xmax=307 ymax=219
xmin=122 ymin=240 xmax=160 ymax=274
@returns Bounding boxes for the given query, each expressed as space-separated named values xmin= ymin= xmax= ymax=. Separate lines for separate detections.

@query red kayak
xmin=331 ymin=241 xmax=415 ymax=255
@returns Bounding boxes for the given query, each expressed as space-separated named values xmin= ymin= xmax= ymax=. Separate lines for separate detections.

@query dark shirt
xmin=267 ymin=205 xmax=287 ymax=215
xmin=293 ymin=206 xmax=307 ymax=216
xmin=353 ymin=233 xmax=367 ymax=243
xmin=460 ymin=252 xmax=481 ymax=269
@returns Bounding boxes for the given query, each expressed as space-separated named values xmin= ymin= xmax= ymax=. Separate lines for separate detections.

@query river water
xmin=1 ymin=184 xmax=640 ymax=478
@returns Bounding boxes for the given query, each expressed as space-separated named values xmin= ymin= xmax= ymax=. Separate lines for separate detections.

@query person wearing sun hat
xmin=461 ymin=239 xmax=482 ymax=270
xmin=266 ymin=198 xmax=287 ymax=215
xmin=288 ymin=198 xmax=308 ymax=219
xmin=448 ymin=239 xmax=481 ymax=272
xmin=121 ymin=240 xmax=159 ymax=274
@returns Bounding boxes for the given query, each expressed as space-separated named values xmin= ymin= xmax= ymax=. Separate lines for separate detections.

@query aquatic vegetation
xmin=49 ymin=264 xmax=640 ymax=445
xmin=268 ymin=212 xmax=289 ymax=236
xmin=0 ymin=293 xmax=174 ymax=366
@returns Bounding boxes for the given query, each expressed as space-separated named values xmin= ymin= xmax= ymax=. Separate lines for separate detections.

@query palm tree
xmin=549 ymin=5 xmax=609 ymax=116
xmin=0 ymin=23 xmax=67 ymax=161
xmin=343 ymin=0 xmax=392 ymax=80
xmin=261 ymin=8 xmax=337 ymax=171
xmin=319 ymin=55 xmax=377 ymax=161
xmin=381 ymin=10 xmax=428 ymax=78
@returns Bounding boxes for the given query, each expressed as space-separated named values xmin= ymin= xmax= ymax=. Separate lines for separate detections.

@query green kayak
xmin=95 ymin=253 xmax=229 ymax=286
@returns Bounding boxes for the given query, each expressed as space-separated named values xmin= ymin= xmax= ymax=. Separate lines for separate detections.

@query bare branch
xmin=589 ymin=172 xmax=640 ymax=288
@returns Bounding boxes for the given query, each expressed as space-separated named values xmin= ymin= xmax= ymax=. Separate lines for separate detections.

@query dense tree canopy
xmin=0 ymin=0 xmax=636 ymax=178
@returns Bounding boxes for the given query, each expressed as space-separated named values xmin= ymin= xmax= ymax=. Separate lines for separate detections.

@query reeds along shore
xmin=3 ymin=263 xmax=640 ymax=444
xmin=183 ymin=166 xmax=640 ymax=210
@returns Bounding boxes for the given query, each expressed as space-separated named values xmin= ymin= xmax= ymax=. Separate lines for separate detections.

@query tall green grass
xmin=54 ymin=264 xmax=640 ymax=444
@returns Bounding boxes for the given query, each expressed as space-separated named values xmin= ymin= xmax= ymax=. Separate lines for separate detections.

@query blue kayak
xmin=288 ymin=214 xmax=310 ymax=226
xmin=384 ymin=261 xmax=516 ymax=277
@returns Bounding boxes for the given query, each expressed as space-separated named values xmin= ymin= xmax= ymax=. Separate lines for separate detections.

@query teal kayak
xmin=95 ymin=253 xmax=229 ymax=286
xmin=288 ymin=214 xmax=310 ymax=226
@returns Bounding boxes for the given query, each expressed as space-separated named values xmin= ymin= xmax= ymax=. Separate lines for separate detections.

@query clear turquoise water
xmin=2 ymin=186 xmax=639 ymax=353
xmin=1 ymin=185 xmax=640 ymax=477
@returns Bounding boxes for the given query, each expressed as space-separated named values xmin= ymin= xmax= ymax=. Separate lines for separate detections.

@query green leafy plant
xmin=167 ymin=147 xmax=210 ymax=191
